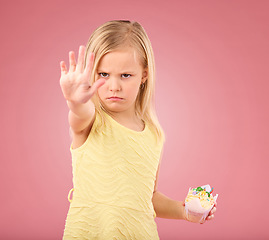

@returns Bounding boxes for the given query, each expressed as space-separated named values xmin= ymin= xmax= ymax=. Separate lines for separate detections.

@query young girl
xmin=60 ymin=20 xmax=216 ymax=239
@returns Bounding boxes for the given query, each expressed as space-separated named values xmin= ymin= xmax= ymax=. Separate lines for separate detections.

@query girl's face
xmin=96 ymin=47 xmax=147 ymax=116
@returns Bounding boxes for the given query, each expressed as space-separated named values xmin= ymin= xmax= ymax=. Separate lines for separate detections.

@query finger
xmin=207 ymin=214 xmax=214 ymax=220
xmin=208 ymin=207 xmax=216 ymax=217
xmin=211 ymin=207 xmax=217 ymax=214
xmin=69 ymin=51 xmax=76 ymax=72
xmin=76 ymin=45 xmax=85 ymax=73
xmin=80 ymin=79 xmax=105 ymax=104
xmin=88 ymin=78 xmax=105 ymax=97
xmin=85 ymin=52 xmax=95 ymax=79
xmin=60 ymin=61 xmax=68 ymax=76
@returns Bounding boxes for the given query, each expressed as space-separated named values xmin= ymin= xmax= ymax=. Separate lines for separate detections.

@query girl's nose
xmin=109 ymin=77 xmax=121 ymax=91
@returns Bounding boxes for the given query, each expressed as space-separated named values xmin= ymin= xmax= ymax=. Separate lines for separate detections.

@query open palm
xmin=60 ymin=46 xmax=105 ymax=104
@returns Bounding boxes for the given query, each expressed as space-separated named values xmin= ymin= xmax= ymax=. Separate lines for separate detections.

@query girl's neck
xmin=106 ymin=109 xmax=145 ymax=132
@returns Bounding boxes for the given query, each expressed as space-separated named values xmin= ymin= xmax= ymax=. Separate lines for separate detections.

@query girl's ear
xmin=142 ymin=68 xmax=148 ymax=83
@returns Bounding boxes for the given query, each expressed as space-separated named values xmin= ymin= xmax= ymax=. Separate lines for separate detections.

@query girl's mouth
xmin=108 ymin=97 xmax=123 ymax=101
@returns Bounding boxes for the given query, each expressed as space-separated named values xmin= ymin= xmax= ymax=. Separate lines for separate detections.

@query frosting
xmin=185 ymin=186 xmax=215 ymax=210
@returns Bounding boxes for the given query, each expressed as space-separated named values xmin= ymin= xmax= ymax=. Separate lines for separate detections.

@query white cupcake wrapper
xmin=184 ymin=184 xmax=218 ymax=223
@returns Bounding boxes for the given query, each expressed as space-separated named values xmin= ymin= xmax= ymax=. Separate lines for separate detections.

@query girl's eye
xmin=99 ymin=73 xmax=109 ymax=78
xmin=122 ymin=74 xmax=131 ymax=78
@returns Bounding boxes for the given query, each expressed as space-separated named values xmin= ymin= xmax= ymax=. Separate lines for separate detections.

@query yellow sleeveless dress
xmin=63 ymin=110 xmax=164 ymax=239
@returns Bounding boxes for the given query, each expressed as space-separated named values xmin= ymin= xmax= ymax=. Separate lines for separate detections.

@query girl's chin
xmin=104 ymin=105 xmax=137 ymax=115
xmin=101 ymin=103 xmax=125 ymax=113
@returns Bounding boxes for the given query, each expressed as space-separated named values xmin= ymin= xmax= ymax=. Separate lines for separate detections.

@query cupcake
xmin=185 ymin=184 xmax=218 ymax=223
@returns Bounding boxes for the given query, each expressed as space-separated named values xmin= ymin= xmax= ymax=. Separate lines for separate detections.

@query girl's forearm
xmin=67 ymin=100 xmax=95 ymax=119
xmin=152 ymin=191 xmax=186 ymax=220
xmin=67 ymin=100 xmax=95 ymax=133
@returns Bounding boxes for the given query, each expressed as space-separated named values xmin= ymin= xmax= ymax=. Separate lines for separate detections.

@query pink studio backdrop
xmin=1 ymin=0 xmax=268 ymax=239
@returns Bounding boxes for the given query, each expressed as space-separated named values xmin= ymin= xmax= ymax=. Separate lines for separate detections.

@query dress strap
xmin=68 ymin=188 xmax=74 ymax=203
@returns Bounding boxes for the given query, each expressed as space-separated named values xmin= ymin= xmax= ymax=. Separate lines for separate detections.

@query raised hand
xmin=60 ymin=45 xmax=105 ymax=104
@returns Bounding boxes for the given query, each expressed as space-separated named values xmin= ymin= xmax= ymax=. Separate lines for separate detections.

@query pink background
xmin=1 ymin=0 xmax=268 ymax=239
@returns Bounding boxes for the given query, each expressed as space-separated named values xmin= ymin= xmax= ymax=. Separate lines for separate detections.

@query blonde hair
xmin=85 ymin=20 xmax=164 ymax=142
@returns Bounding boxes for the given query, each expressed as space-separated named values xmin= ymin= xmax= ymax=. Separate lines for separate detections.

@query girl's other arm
xmin=151 ymin=156 xmax=186 ymax=220
xmin=152 ymin=155 xmax=216 ymax=222
xmin=152 ymin=190 xmax=186 ymax=220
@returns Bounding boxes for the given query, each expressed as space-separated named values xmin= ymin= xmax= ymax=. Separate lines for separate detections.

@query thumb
xmin=89 ymin=78 xmax=106 ymax=97
xmin=80 ymin=79 xmax=106 ymax=104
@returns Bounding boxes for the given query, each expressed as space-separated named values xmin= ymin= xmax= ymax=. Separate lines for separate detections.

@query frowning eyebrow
xmin=97 ymin=69 xmax=136 ymax=74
